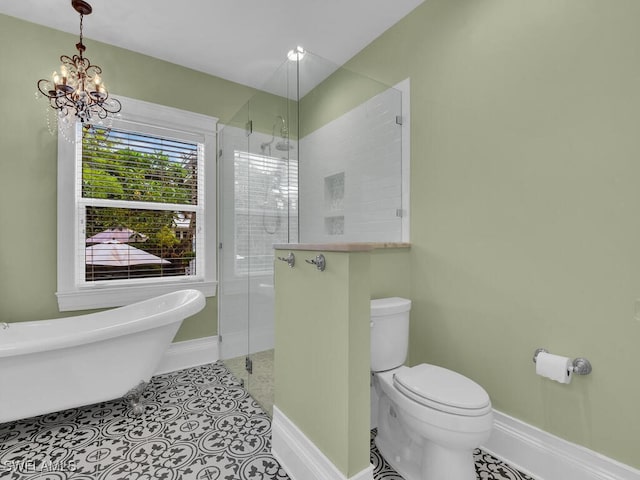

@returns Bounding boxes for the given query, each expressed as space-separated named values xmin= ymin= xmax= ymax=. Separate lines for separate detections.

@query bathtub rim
xmin=0 ymin=289 xmax=206 ymax=358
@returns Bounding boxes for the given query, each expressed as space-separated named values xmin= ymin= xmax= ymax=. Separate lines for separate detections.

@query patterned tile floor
xmin=371 ymin=429 xmax=536 ymax=480
xmin=0 ymin=362 xmax=535 ymax=480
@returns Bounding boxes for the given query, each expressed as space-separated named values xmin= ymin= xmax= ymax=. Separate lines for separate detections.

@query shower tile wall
xmin=299 ymin=87 xmax=403 ymax=243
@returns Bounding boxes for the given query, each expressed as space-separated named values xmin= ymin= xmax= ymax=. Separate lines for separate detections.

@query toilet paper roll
xmin=535 ymin=352 xmax=573 ymax=384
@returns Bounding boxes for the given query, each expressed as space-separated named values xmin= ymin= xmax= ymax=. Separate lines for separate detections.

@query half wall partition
xmin=218 ymin=50 xmax=406 ymax=415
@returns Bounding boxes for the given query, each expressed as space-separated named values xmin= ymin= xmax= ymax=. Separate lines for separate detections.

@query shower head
xmin=276 ymin=140 xmax=294 ymax=151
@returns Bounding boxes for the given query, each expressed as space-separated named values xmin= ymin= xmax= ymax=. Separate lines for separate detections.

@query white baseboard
xmin=155 ymin=335 xmax=219 ymax=375
xmin=272 ymin=406 xmax=374 ymax=480
xmin=484 ymin=410 xmax=640 ymax=480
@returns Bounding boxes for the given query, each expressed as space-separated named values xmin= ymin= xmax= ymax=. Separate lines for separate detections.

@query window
xmin=57 ymin=96 xmax=217 ymax=311
xmin=233 ymin=151 xmax=298 ymax=276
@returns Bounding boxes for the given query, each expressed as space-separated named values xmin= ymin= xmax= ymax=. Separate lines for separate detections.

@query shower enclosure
xmin=218 ymin=50 xmax=406 ymax=415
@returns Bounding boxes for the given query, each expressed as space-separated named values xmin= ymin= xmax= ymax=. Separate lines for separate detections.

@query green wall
xmin=336 ymin=0 xmax=640 ymax=469
xmin=274 ymin=247 xmax=409 ymax=476
xmin=370 ymin=248 xmax=412 ymax=300
xmin=0 ymin=14 xmax=257 ymax=341
xmin=299 ymin=63 xmax=390 ymax=138
xmin=274 ymin=249 xmax=373 ymax=477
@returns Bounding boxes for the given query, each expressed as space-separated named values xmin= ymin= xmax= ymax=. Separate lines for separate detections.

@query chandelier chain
xmin=79 ymin=13 xmax=84 ymax=51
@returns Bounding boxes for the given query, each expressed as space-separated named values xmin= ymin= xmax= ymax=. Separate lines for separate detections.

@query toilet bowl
xmin=370 ymin=298 xmax=493 ymax=480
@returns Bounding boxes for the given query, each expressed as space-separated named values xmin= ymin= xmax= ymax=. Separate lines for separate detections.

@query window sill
xmin=56 ymin=280 xmax=217 ymax=312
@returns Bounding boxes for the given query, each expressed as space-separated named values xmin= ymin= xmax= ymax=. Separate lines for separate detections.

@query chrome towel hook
xmin=277 ymin=252 xmax=295 ymax=268
xmin=305 ymin=254 xmax=326 ymax=272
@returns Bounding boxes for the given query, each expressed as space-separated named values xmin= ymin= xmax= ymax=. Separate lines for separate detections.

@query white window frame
xmin=56 ymin=96 xmax=218 ymax=311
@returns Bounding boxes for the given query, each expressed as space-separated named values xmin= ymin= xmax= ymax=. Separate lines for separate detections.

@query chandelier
xmin=36 ymin=0 xmax=121 ymax=125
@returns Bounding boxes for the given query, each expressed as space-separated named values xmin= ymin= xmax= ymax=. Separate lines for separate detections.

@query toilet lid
xmin=393 ymin=364 xmax=492 ymax=417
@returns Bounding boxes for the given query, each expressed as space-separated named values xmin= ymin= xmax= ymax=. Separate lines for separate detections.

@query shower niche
xmin=218 ymin=50 xmax=407 ymax=416
xmin=324 ymin=172 xmax=345 ymax=236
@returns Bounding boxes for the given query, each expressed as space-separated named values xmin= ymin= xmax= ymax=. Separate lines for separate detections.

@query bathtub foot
xmin=125 ymin=381 xmax=148 ymax=417
xmin=131 ymin=402 xmax=145 ymax=416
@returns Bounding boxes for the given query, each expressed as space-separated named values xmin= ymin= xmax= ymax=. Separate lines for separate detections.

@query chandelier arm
xmin=101 ymin=99 xmax=123 ymax=114
xmin=53 ymin=95 xmax=71 ymax=110
xmin=94 ymin=108 xmax=109 ymax=120
xmin=37 ymin=78 xmax=57 ymax=98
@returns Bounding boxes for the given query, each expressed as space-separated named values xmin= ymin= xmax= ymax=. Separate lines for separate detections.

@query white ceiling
xmin=0 ymin=0 xmax=424 ymax=91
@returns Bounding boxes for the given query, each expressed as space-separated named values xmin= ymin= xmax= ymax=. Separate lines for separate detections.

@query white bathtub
xmin=0 ymin=289 xmax=206 ymax=424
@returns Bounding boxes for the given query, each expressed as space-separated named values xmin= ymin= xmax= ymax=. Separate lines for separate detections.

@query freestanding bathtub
xmin=0 ymin=289 xmax=206 ymax=424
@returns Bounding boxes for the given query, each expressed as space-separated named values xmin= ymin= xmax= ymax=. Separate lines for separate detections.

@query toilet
xmin=370 ymin=297 xmax=493 ymax=480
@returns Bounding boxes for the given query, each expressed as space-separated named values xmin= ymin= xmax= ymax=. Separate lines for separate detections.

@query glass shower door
xmin=244 ymin=60 xmax=298 ymax=416
xmin=218 ymin=87 xmax=298 ymax=416
xmin=218 ymin=102 xmax=250 ymax=389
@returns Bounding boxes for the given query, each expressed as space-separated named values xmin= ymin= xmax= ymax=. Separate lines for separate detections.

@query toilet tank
xmin=370 ymin=297 xmax=411 ymax=372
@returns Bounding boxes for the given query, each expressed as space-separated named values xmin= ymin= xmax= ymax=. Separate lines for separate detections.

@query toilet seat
xmin=393 ymin=364 xmax=492 ymax=417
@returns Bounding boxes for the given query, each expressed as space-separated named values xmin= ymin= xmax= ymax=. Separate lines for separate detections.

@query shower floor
xmin=223 ymin=349 xmax=275 ymax=417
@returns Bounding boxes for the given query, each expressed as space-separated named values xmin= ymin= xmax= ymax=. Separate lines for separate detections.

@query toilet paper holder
xmin=533 ymin=348 xmax=592 ymax=375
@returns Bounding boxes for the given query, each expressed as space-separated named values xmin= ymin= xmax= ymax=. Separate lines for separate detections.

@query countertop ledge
xmin=273 ymin=242 xmax=411 ymax=252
